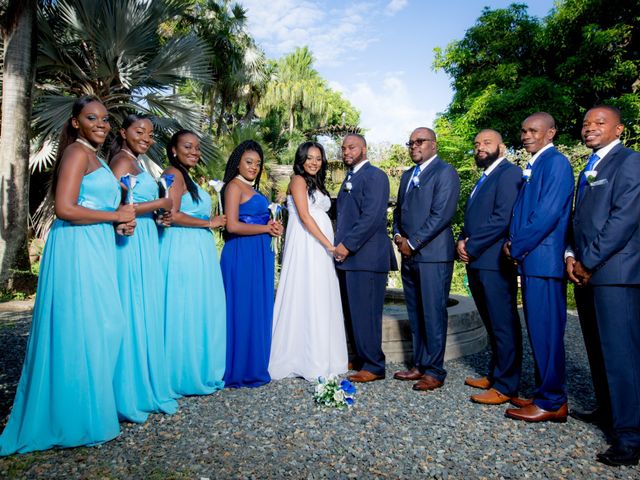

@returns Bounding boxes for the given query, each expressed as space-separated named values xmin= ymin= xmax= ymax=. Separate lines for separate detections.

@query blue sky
xmin=241 ymin=0 xmax=557 ymax=145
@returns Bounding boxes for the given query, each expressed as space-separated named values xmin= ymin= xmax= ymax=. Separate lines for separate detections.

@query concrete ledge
xmin=382 ymin=289 xmax=486 ymax=363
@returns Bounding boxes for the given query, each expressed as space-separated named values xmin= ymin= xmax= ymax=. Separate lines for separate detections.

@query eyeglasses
xmin=406 ymin=138 xmax=435 ymax=148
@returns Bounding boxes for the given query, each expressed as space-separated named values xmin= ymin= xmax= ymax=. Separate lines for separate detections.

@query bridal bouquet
xmin=313 ymin=376 xmax=356 ymax=409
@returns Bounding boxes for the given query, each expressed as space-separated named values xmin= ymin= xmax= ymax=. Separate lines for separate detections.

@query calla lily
xmin=120 ymin=174 xmax=137 ymax=204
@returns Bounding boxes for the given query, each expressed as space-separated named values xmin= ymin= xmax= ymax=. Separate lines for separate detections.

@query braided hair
xmin=166 ymin=129 xmax=200 ymax=203
xmin=221 ymin=140 xmax=265 ymax=210
xmin=50 ymin=96 xmax=102 ymax=195
xmin=293 ymin=141 xmax=329 ymax=199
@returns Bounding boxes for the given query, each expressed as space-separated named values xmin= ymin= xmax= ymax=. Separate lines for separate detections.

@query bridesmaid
xmin=160 ymin=130 xmax=227 ymax=396
xmin=0 ymin=97 xmax=135 ymax=455
xmin=109 ymin=114 xmax=178 ymax=421
xmin=220 ymin=140 xmax=283 ymax=388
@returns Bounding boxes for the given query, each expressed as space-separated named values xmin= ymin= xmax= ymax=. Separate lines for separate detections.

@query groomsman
xmin=458 ymin=130 xmax=522 ymax=404
xmin=503 ymin=112 xmax=574 ymax=422
xmin=392 ymin=127 xmax=460 ymax=391
xmin=566 ymin=105 xmax=640 ymax=466
xmin=334 ymin=134 xmax=395 ymax=383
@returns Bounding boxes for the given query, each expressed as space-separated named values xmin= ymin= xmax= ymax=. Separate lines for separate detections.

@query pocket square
xmin=589 ymin=179 xmax=608 ymax=187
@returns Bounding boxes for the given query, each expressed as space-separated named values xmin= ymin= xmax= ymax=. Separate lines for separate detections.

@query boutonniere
xmin=411 ymin=176 xmax=420 ymax=189
xmin=585 ymin=170 xmax=598 ymax=184
xmin=344 ymin=181 xmax=353 ymax=193
xmin=522 ymin=168 xmax=532 ymax=182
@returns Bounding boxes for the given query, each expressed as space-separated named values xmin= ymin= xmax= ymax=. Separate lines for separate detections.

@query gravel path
xmin=0 ymin=302 xmax=638 ymax=479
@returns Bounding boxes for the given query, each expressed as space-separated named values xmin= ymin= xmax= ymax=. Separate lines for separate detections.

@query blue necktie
xmin=470 ymin=173 xmax=487 ymax=198
xmin=408 ymin=165 xmax=421 ymax=191
xmin=577 ymin=153 xmax=600 ymax=201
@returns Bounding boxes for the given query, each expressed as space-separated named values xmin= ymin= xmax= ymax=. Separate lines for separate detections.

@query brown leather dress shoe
xmin=347 ymin=370 xmax=384 ymax=383
xmin=510 ymin=397 xmax=534 ymax=408
xmin=393 ymin=367 xmax=423 ymax=381
xmin=412 ymin=374 xmax=444 ymax=391
xmin=471 ymin=388 xmax=512 ymax=405
xmin=505 ymin=403 xmax=568 ymax=423
xmin=464 ymin=376 xmax=491 ymax=390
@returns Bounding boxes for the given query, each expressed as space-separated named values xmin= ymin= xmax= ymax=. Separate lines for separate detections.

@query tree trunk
xmin=0 ymin=0 xmax=37 ymax=288
xmin=216 ymin=95 xmax=227 ymax=138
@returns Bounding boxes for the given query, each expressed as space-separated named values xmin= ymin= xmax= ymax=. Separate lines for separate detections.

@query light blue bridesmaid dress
xmin=113 ymin=170 xmax=178 ymax=422
xmin=160 ymin=184 xmax=226 ymax=396
xmin=0 ymin=160 xmax=125 ymax=456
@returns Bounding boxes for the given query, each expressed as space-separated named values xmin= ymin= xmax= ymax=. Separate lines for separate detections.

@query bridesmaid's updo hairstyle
xmin=221 ymin=140 xmax=265 ymax=210
xmin=51 ymin=95 xmax=103 ymax=196
xmin=293 ymin=141 xmax=329 ymax=199
xmin=108 ymin=113 xmax=152 ymax=163
xmin=167 ymin=129 xmax=200 ymax=203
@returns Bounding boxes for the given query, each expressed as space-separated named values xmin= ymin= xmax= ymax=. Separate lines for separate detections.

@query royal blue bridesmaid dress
xmin=113 ymin=170 xmax=178 ymax=422
xmin=160 ymin=184 xmax=226 ymax=396
xmin=0 ymin=160 xmax=125 ymax=456
xmin=221 ymin=192 xmax=274 ymax=388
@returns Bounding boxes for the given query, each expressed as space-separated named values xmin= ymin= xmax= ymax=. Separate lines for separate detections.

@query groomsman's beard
xmin=474 ymin=147 xmax=500 ymax=169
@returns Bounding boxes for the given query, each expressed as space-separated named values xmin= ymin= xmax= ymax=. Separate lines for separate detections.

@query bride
xmin=269 ymin=141 xmax=348 ymax=381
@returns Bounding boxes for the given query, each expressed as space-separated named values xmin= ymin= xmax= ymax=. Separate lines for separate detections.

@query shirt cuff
xmin=564 ymin=248 xmax=575 ymax=261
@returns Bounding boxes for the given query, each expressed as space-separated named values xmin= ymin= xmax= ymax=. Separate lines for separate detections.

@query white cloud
xmin=385 ymin=0 xmax=408 ymax=15
xmin=240 ymin=0 xmax=377 ymax=67
xmin=339 ymin=74 xmax=437 ymax=145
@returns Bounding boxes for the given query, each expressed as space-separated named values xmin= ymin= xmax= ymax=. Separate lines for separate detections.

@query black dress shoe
xmin=569 ymin=408 xmax=610 ymax=425
xmin=596 ymin=445 xmax=640 ymax=466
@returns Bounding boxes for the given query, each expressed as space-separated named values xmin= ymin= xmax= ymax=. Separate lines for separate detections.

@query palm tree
xmin=31 ymin=0 xmax=215 ymax=171
xmin=0 ymin=0 xmax=38 ymax=287
xmin=182 ymin=0 xmax=267 ymax=137
xmin=257 ymin=47 xmax=328 ymax=144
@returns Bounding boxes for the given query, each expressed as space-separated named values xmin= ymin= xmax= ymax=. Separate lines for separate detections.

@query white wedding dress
xmin=269 ymin=190 xmax=348 ymax=381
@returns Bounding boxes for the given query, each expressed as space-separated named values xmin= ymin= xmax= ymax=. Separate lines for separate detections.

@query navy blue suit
xmin=393 ymin=156 xmax=460 ymax=381
xmin=460 ymin=159 xmax=522 ymax=396
xmin=336 ymin=162 xmax=395 ymax=376
xmin=571 ymin=143 xmax=640 ymax=449
xmin=509 ymin=145 xmax=574 ymax=411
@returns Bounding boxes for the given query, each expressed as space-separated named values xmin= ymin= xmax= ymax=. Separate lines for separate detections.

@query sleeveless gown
xmin=160 ymin=185 xmax=226 ymax=396
xmin=0 ymin=160 xmax=125 ymax=456
xmin=113 ymin=171 xmax=178 ymax=421
xmin=269 ymin=191 xmax=348 ymax=380
xmin=221 ymin=193 xmax=274 ymax=388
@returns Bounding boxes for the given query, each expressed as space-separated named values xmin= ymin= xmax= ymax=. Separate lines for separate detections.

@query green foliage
xmin=256 ymin=46 xmax=360 ymax=153
xmin=434 ymin=0 xmax=640 ymax=148
xmin=31 ymin=0 xmax=217 ymax=170
xmin=176 ymin=0 xmax=268 ymax=137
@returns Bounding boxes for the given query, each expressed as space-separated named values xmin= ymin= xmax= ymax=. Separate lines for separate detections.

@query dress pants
xmin=467 ymin=267 xmax=521 ymax=396
xmin=521 ymin=275 xmax=567 ymax=411
xmin=578 ymin=284 xmax=640 ymax=448
xmin=337 ymin=269 xmax=386 ymax=376
xmin=574 ymin=284 xmax=612 ymax=419
xmin=401 ymin=260 xmax=453 ymax=382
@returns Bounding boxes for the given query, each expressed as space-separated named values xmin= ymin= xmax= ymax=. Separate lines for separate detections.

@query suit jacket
xmin=335 ymin=162 xmax=395 ymax=273
xmin=393 ymin=156 xmax=460 ymax=262
xmin=509 ymin=146 xmax=574 ymax=278
xmin=461 ymin=159 xmax=522 ymax=270
xmin=571 ymin=143 xmax=640 ymax=285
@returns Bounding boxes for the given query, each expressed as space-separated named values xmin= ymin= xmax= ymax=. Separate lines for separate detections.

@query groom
xmin=334 ymin=133 xmax=395 ymax=383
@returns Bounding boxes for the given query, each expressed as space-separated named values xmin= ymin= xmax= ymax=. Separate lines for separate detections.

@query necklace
xmin=75 ymin=137 xmax=98 ymax=152
xmin=235 ymin=174 xmax=255 ymax=187
xmin=121 ymin=148 xmax=137 ymax=160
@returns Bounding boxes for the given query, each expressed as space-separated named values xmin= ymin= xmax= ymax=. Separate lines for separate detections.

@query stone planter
xmin=382 ymin=288 xmax=486 ymax=363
